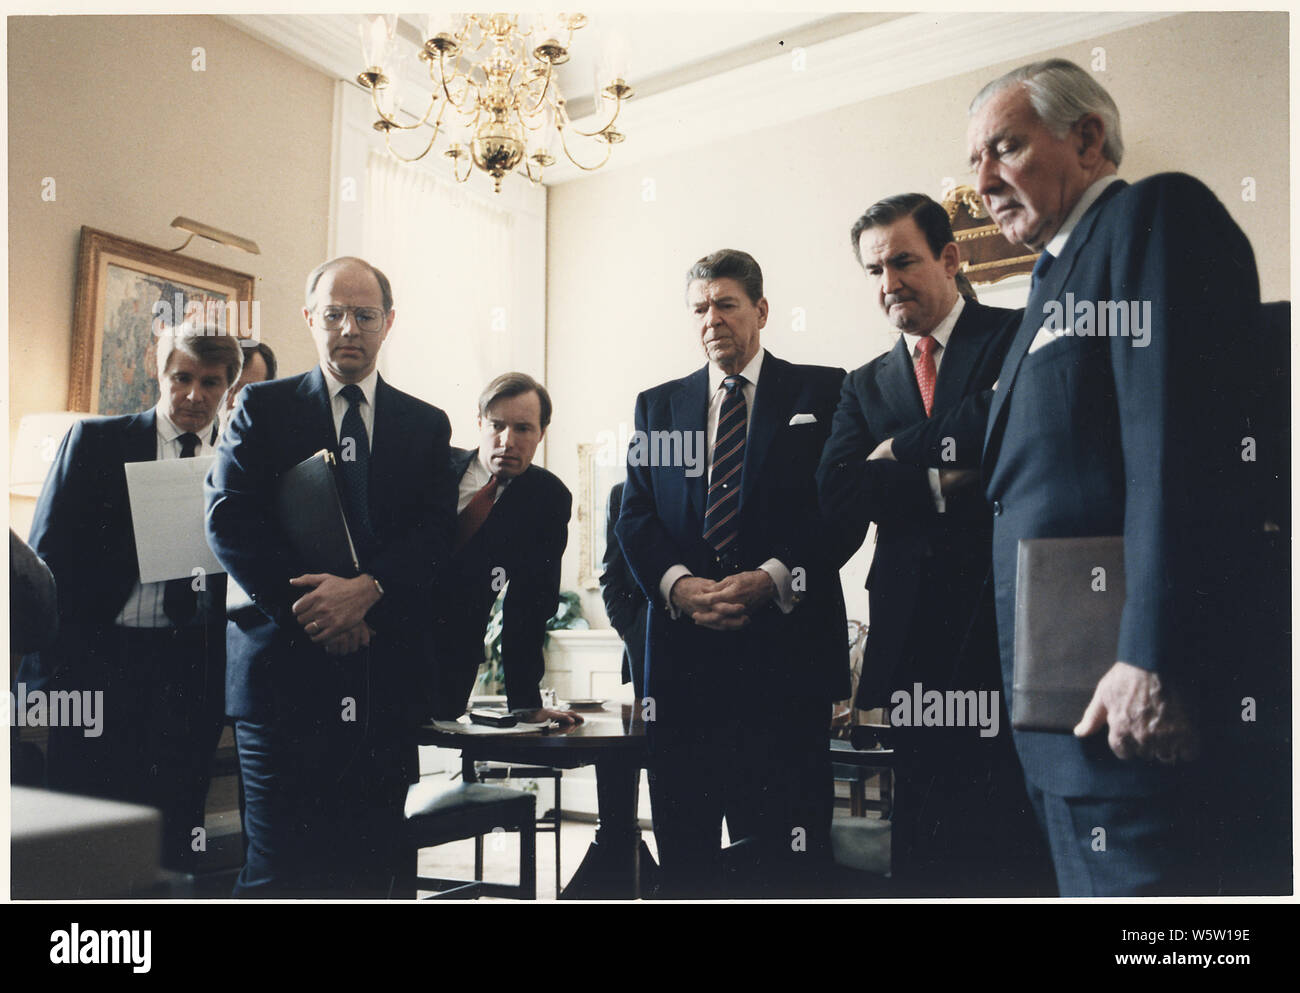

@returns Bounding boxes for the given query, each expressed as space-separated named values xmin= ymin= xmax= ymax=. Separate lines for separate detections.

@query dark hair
xmin=241 ymin=339 xmax=278 ymax=380
xmin=849 ymin=193 xmax=957 ymax=268
xmin=304 ymin=256 xmax=394 ymax=314
xmin=685 ymin=249 xmax=764 ymax=304
xmin=478 ymin=372 xmax=553 ymax=430
xmin=156 ymin=320 xmax=243 ymax=386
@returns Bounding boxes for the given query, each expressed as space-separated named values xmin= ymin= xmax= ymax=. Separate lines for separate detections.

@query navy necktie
xmin=703 ymin=375 xmax=746 ymax=555
xmin=338 ymin=384 xmax=376 ymax=561
xmin=1030 ymin=250 xmax=1055 ymax=292
xmin=163 ymin=432 xmax=201 ymax=626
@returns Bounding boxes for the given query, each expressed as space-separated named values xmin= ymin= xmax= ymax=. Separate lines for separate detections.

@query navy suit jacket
xmin=816 ymin=300 xmax=1021 ymax=706
xmin=205 ymin=368 xmax=457 ymax=731
xmin=600 ymin=481 xmax=648 ymax=692
xmin=982 ymin=173 xmax=1261 ymax=797
xmin=615 ymin=351 xmax=850 ymax=725
xmin=429 ymin=447 xmax=571 ymax=717
xmin=21 ymin=410 xmax=224 ymax=690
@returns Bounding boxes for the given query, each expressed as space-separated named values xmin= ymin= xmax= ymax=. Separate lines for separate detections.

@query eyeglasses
xmin=316 ymin=305 xmax=387 ymax=333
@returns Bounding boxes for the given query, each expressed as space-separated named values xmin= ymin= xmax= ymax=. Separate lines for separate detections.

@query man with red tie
xmin=616 ymin=249 xmax=849 ymax=898
xmin=816 ymin=193 xmax=1050 ymax=896
xmin=430 ymin=372 xmax=581 ymax=726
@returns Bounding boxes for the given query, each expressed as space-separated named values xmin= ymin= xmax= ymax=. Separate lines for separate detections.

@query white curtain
xmin=364 ymin=150 xmax=518 ymax=445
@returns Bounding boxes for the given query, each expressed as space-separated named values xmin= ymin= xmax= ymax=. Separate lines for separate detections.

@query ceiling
xmin=227 ymin=10 xmax=1171 ymax=185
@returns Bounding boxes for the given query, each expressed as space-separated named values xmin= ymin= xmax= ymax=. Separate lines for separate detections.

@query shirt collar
xmin=154 ymin=403 xmax=217 ymax=446
xmin=1044 ymin=174 xmax=1122 ymax=258
xmin=321 ymin=365 xmax=379 ymax=409
xmin=708 ymin=346 xmax=765 ymax=395
xmin=902 ymin=294 xmax=965 ymax=355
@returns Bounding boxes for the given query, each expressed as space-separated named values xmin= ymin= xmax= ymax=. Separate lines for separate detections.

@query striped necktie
xmin=163 ymin=432 xmax=201 ymax=626
xmin=703 ymin=375 xmax=746 ymax=554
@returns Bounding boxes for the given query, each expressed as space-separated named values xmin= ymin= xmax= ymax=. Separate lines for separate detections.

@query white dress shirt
xmin=901 ymin=294 xmax=965 ymax=514
xmin=658 ymin=348 xmax=796 ymax=616
xmin=115 ymin=404 xmax=220 ymax=628
xmin=321 ymin=365 xmax=378 ymax=447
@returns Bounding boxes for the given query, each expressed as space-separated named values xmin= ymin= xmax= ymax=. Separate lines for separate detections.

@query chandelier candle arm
xmin=360 ymin=12 xmax=630 ymax=192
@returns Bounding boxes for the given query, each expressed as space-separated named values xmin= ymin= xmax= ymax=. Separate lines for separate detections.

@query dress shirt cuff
xmin=659 ymin=564 xmax=692 ymax=619
xmin=759 ymin=559 xmax=795 ymax=614
xmin=927 ymin=468 xmax=947 ymax=514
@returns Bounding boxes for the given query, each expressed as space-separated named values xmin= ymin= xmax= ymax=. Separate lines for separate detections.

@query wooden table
xmin=419 ymin=703 xmax=655 ymax=899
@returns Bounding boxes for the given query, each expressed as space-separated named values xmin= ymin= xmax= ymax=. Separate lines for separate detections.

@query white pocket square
xmin=788 ymin=413 xmax=818 ymax=426
xmin=1027 ymin=326 xmax=1065 ymax=355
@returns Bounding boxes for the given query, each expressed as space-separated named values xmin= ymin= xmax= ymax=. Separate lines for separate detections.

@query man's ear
xmin=940 ymin=241 xmax=961 ymax=277
xmin=756 ymin=296 xmax=769 ymax=329
xmin=1074 ymin=113 xmax=1107 ymax=166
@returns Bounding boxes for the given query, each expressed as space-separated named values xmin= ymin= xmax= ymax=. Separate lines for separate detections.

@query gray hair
xmin=156 ymin=321 xmax=243 ymax=386
xmin=304 ymin=256 xmax=394 ymax=314
xmin=970 ymin=58 xmax=1123 ymax=166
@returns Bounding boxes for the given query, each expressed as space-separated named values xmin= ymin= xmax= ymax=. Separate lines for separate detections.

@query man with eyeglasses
xmin=206 ymin=256 xmax=458 ymax=897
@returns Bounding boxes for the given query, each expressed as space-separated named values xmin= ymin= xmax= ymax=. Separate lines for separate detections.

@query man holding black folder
xmin=206 ymin=257 xmax=457 ymax=897
xmin=960 ymin=60 xmax=1266 ymax=895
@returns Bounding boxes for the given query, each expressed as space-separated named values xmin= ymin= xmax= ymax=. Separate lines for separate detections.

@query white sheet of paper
xmin=124 ymin=456 xmax=224 ymax=583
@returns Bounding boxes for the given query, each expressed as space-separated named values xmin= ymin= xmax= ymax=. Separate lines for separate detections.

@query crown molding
xmin=224 ymin=11 xmax=1173 ymax=187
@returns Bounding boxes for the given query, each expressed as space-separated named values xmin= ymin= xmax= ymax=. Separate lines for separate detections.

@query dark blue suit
xmin=205 ymin=368 xmax=457 ymax=897
xmin=983 ymin=174 xmax=1266 ymax=894
xmin=21 ymin=411 xmax=227 ymax=870
xmin=615 ymin=351 xmax=849 ymax=896
xmin=817 ymin=300 xmax=1051 ymax=895
xmin=429 ymin=447 xmax=571 ymax=719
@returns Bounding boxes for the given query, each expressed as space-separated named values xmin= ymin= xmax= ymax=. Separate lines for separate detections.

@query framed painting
xmin=69 ymin=226 xmax=256 ymax=414
xmin=575 ymin=441 xmax=627 ymax=589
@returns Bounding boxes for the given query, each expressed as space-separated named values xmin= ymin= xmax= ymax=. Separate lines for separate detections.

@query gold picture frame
xmin=69 ymin=226 xmax=256 ymax=414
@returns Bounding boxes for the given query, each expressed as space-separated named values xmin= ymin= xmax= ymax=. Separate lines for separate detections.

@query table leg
xmin=559 ymin=755 xmax=651 ymax=900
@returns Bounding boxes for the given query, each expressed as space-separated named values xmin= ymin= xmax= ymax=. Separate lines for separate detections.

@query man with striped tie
xmin=615 ymin=249 xmax=849 ymax=898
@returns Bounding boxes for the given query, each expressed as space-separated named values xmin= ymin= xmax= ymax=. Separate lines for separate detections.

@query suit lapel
xmin=983 ymin=181 xmax=1127 ymax=472
xmin=878 ymin=336 xmax=927 ymax=423
xmin=932 ymin=302 xmax=986 ymax=412
xmin=369 ymin=375 xmax=403 ymax=522
xmin=742 ymin=352 xmax=795 ymax=507
xmin=125 ymin=410 xmax=158 ymax=463
xmin=296 ymin=367 xmax=339 ymax=452
xmin=670 ymin=366 xmax=710 ymax=524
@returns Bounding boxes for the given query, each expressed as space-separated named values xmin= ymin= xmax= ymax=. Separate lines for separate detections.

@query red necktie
xmin=455 ymin=475 xmax=500 ymax=552
xmin=914 ymin=335 xmax=938 ymax=417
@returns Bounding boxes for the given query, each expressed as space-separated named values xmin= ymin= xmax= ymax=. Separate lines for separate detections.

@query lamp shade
xmin=11 ymin=412 xmax=91 ymax=497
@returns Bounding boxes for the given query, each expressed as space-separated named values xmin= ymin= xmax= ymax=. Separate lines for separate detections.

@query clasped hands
xmin=290 ymin=572 xmax=381 ymax=656
xmin=670 ymin=571 xmax=776 ymax=630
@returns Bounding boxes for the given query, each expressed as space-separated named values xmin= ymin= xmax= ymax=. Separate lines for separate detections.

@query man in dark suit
xmin=430 ymin=372 xmax=580 ymax=725
xmin=616 ymin=249 xmax=849 ymax=898
xmin=817 ymin=193 xmax=1049 ymax=896
xmin=205 ymin=256 xmax=457 ymax=897
xmin=23 ymin=322 xmax=242 ymax=870
xmin=962 ymin=59 xmax=1268 ymax=895
xmin=600 ymin=480 xmax=648 ymax=701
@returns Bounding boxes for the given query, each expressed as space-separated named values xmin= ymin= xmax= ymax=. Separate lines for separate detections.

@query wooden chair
xmin=403 ymin=777 xmax=537 ymax=899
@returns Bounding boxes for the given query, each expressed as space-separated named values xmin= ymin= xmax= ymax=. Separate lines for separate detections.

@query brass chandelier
xmin=357 ymin=13 xmax=634 ymax=193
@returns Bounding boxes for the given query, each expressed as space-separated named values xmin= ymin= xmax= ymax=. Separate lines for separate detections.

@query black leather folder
xmin=1012 ymin=536 xmax=1123 ymax=732
xmin=275 ymin=448 xmax=359 ymax=578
